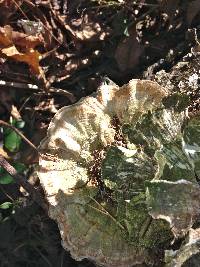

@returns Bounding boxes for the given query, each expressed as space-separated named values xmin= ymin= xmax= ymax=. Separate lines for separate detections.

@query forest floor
xmin=0 ymin=1 xmax=200 ymax=267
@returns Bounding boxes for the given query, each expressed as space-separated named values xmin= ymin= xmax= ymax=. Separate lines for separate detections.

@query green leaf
xmin=15 ymin=120 xmax=25 ymax=129
xmin=0 ymin=166 xmax=4 ymax=174
xmin=13 ymin=162 xmax=26 ymax=172
xmin=0 ymin=202 xmax=13 ymax=209
xmin=0 ymin=173 xmax=14 ymax=184
xmin=0 ymin=163 xmax=26 ymax=184
xmin=4 ymin=131 xmax=21 ymax=152
xmin=183 ymin=116 xmax=200 ymax=177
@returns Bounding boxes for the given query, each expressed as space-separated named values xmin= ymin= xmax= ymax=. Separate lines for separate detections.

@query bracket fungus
xmin=165 ymin=228 xmax=200 ymax=267
xmin=38 ymin=79 xmax=200 ymax=267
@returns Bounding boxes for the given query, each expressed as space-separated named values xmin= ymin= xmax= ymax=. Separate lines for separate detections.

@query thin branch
xmin=0 ymin=120 xmax=38 ymax=153
xmin=88 ymin=195 xmax=125 ymax=231
xmin=0 ymin=154 xmax=47 ymax=210
xmin=0 ymin=80 xmax=76 ymax=103
xmin=0 ymin=185 xmax=14 ymax=202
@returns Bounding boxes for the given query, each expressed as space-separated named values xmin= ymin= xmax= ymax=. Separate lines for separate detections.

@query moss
xmin=162 ymin=93 xmax=190 ymax=112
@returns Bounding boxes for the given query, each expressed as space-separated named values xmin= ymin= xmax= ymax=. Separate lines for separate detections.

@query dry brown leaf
xmin=1 ymin=46 xmax=42 ymax=75
xmin=0 ymin=26 xmax=42 ymax=49
xmin=187 ymin=0 xmax=200 ymax=26
xmin=0 ymin=26 xmax=12 ymax=46
xmin=11 ymin=30 xmax=42 ymax=49
xmin=0 ymin=26 xmax=44 ymax=76
xmin=115 ymin=26 xmax=143 ymax=72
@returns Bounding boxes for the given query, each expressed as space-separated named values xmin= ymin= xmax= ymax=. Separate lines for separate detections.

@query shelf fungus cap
xmin=165 ymin=228 xmax=200 ymax=267
xmin=38 ymin=79 xmax=200 ymax=267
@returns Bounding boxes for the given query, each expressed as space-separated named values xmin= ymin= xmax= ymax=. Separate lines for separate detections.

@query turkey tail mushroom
xmin=38 ymin=79 xmax=200 ymax=267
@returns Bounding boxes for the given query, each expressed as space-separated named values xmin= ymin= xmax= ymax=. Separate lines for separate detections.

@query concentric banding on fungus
xmin=38 ymin=79 xmax=200 ymax=267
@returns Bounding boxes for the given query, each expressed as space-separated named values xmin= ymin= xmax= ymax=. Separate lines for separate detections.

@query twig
xmin=0 ymin=185 xmax=14 ymax=201
xmin=0 ymin=120 xmax=38 ymax=153
xmin=0 ymin=154 xmax=47 ymax=210
xmin=88 ymin=195 xmax=125 ymax=231
xmin=0 ymin=80 xmax=76 ymax=103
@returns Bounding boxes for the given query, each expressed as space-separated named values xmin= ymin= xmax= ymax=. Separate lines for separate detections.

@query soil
xmin=0 ymin=1 xmax=200 ymax=267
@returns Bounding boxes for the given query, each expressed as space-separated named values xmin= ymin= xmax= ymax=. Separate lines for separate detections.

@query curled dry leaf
xmin=0 ymin=26 xmax=44 ymax=76
xmin=0 ymin=26 xmax=42 ymax=49
xmin=1 ymin=46 xmax=41 ymax=75
xmin=38 ymin=79 xmax=200 ymax=267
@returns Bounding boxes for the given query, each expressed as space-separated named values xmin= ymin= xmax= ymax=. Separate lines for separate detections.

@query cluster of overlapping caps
xmin=38 ymin=79 xmax=200 ymax=267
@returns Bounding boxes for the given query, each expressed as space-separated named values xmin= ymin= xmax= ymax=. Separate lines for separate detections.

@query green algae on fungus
xmin=183 ymin=116 xmax=200 ymax=177
xmin=38 ymin=79 xmax=200 ymax=267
